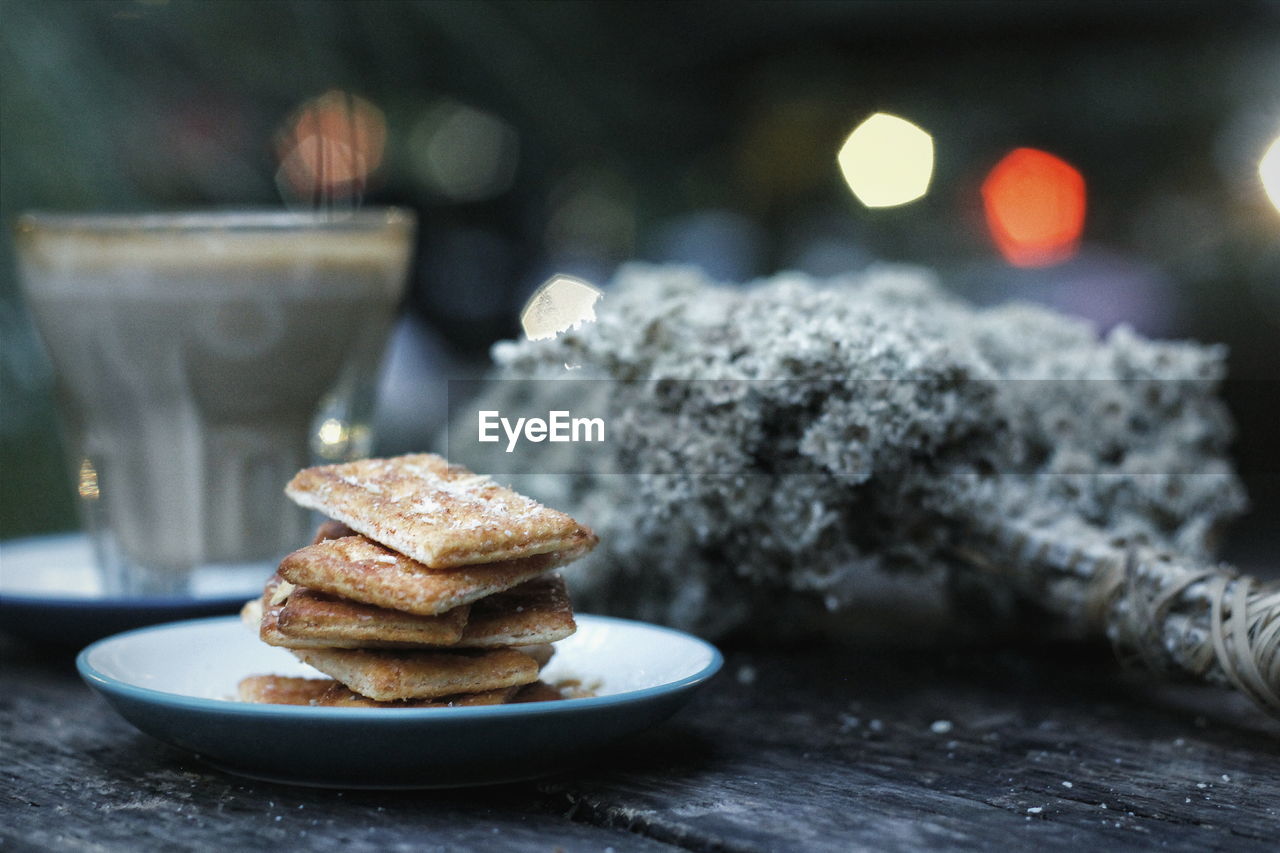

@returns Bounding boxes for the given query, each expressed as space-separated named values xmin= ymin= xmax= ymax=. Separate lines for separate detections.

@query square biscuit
xmin=513 ymin=681 xmax=566 ymax=704
xmin=240 ymin=595 xmax=264 ymax=629
xmin=312 ymin=519 xmax=357 ymax=544
xmin=312 ymin=682 xmax=519 ymax=708
xmin=292 ymin=646 xmax=539 ymax=701
xmin=236 ymin=675 xmax=517 ymax=708
xmin=513 ymin=643 xmax=555 ymax=670
xmin=237 ymin=674 xmax=334 ymax=705
xmin=277 ymin=535 xmax=582 ymax=616
xmin=255 ymin=575 xmax=346 ymax=650
xmin=285 ymin=454 xmax=597 ymax=568
xmin=456 ymin=575 xmax=577 ymax=647
xmin=276 ymin=587 xmax=470 ymax=647
xmin=252 ymin=574 xmax=434 ymax=650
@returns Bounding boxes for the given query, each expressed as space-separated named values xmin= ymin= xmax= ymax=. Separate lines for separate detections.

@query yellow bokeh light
xmin=77 ymin=457 xmax=99 ymax=500
xmin=837 ymin=112 xmax=935 ymax=208
xmin=317 ymin=418 xmax=348 ymax=448
xmin=1261 ymin=133 xmax=1280 ymax=214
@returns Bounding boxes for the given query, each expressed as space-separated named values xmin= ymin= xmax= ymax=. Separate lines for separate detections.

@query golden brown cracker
xmin=236 ymin=675 xmax=517 ymax=708
xmin=240 ymin=596 xmax=263 ymax=630
xmin=457 ymin=574 xmax=576 ymax=647
xmin=285 ymin=454 xmax=597 ymax=568
xmin=255 ymin=575 xmax=444 ymax=650
xmin=255 ymin=574 xmax=347 ymax=650
xmin=512 ymin=681 xmax=566 ymax=703
xmin=292 ymin=646 xmax=539 ymax=701
xmin=237 ymin=675 xmax=334 ymax=705
xmin=276 ymin=587 xmax=470 ymax=646
xmin=277 ymin=535 xmax=581 ymax=616
xmin=311 ymin=519 xmax=357 ymax=544
xmin=513 ymin=644 xmax=555 ymax=670
xmin=314 ymin=683 xmax=518 ymax=708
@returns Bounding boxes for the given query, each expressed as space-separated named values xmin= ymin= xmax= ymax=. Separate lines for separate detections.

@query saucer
xmin=78 ymin=614 xmax=723 ymax=788
xmin=0 ymin=534 xmax=267 ymax=646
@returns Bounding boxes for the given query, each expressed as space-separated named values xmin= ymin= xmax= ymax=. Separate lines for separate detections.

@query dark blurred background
xmin=1 ymin=0 xmax=1276 ymax=562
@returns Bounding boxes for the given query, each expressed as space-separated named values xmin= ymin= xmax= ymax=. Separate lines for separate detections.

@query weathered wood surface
xmin=2 ymin=630 xmax=1277 ymax=852
xmin=541 ymin=638 xmax=1280 ymax=852
xmin=0 ymin=636 xmax=677 ymax=853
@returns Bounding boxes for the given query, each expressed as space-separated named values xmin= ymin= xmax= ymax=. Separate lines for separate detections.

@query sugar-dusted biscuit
xmin=255 ymin=574 xmax=337 ymax=650
xmin=456 ymin=575 xmax=577 ymax=647
xmin=254 ymin=574 xmax=335 ymax=650
xmin=513 ymin=643 xmax=555 ymax=670
xmin=250 ymin=591 xmax=345 ymax=649
xmin=285 ymin=454 xmax=597 ymax=568
xmin=313 ymin=682 xmax=519 ymax=708
xmin=236 ymin=675 xmax=517 ymax=708
xmin=311 ymin=519 xmax=357 ymax=544
xmin=276 ymin=587 xmax=470 ymax=646
xmin=555 ymin=678 xmax=600 ymax=699
xmin=238 ymin=674 xmax=333 ymax=705
xmin=513 ymin=681 xmax=565 ymax=703
xmin=292 ymin=646 xmax=539 ymax=701
xmin=252 ymin=573 xmax=435 ymax=650
xmin=240 ymin=596 xmax=263 ymax=629
xmin=277 ymin=535 xmax=583 ymax=616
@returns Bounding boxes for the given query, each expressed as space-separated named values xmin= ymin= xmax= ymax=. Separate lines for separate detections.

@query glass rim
xmin=16 ymin=207 xmax=415 ymax=234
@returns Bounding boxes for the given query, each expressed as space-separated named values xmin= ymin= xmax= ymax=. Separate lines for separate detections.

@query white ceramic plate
xmin=0 ymin=534 xmax=265 ymax=645
xmin=78 ymin=614 xmax=723 ymax=788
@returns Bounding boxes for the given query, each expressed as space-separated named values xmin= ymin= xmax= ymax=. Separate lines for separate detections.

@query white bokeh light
xmin=520 ymin=275 xmax=603 ymax=341
xmin=1261 ymin=133 xmax=1280 ymax=213
xmin=409 ymin=101 xmax=519 ymax=202
xmin=837 ymin=112 xmax=934 ymax=208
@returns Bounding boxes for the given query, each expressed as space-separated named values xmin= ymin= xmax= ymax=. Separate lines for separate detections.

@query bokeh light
xmin=77 ymin=458 xmax=99 ymax=500
xmin=520 ymin=275 xmax=603 ymax=341
xmin=1261 ymin=133 xmax=1280 ymax=214
xmin=409 ymin=100 xmax=519 ymax=202
xmin=274 ymin=90 xmax=386 ymax=210
xmin=982 ymin=148 xmax=1086 ymax=267
xmin=837 ymin=112 xmax=934 ymax=208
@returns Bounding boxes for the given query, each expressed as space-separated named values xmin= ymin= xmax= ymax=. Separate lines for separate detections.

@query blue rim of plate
xmin=77 ymin=614 xmax=724 ymax=720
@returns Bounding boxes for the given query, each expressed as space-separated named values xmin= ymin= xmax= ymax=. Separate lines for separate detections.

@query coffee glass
xmin=15 ymin=209 xmax=416 ymax=595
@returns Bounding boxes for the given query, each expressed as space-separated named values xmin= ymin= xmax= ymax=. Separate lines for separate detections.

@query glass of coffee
xmin=15 ymin=209 xmax=416 ymax=596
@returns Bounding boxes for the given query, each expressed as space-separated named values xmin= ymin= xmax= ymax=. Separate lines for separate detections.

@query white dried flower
xmin=475 ymin=263 xmax=1244 ymax=636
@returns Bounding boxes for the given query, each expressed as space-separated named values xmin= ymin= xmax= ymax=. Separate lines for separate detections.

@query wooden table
xmin=3 ymin=630 xmax=1277 ymax=851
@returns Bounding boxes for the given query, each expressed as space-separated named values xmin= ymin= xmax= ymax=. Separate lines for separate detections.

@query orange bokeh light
xmin=981 ymin=148 xmax=1086 ymax=268
xmin=275 ymin=90 xmax=386 ymax=206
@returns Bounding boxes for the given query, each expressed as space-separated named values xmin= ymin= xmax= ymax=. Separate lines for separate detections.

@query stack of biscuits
xmin=238 ymin=454 xmax=596 ymax=708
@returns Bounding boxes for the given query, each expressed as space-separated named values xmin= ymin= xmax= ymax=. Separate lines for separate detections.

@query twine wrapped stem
xmin=958 ymin=517 xmax=1280 ymax=719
